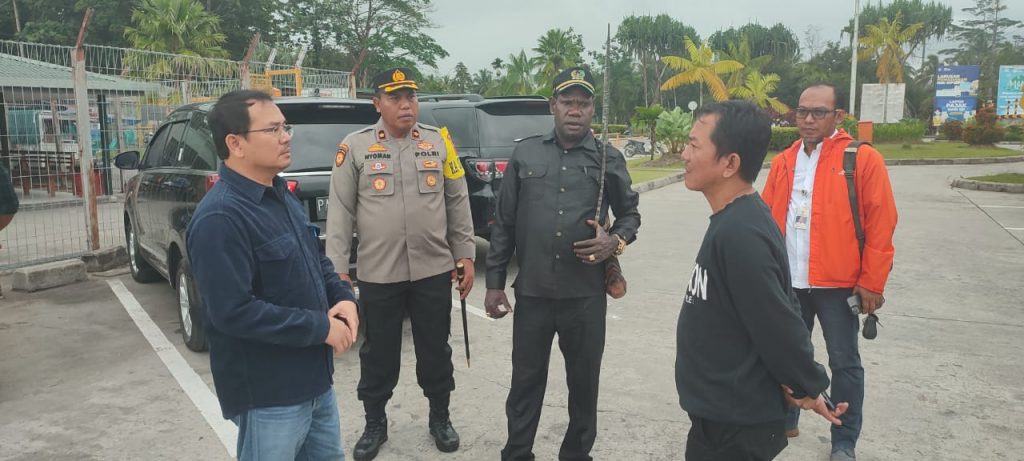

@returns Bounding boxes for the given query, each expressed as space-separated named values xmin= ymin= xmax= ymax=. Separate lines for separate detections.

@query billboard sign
xmin=932 ymin=65 xmax=979 ymax=126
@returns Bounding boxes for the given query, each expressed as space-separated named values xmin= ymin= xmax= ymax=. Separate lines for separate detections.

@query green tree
xmin=500 ymin=50 xmax=539 ymax=95
xmin=124 ymin=0 xmax=228 ymax=57
xmin=533 ymin=28 xmax=584 ymax=85
xmin=587 ymin=44 xmax=644 ymax=124
xmin=451 ymin=61 xmax=472 ymax=93
xmin=942 ymin=0 xmax=1023 ymax=100
xmin=730 ymin=71 xmax=790 ymax=114
xmin=472 ymin=69 xmax=497 ymax=96
xmin=857 ymin=12 xmax=924 ymax=83
xmin=205 ymin=0 xmax=281 ymax=57
xmin=631 ymin=104 xmax=665 ymax=160
xmin=721 ymin=35 xmax=773 ymax=94
xmin=661 ymin=37 xmax=743 ymax=105
xmin=616 ymin=14 xmax=698 ymax=107
xmin=843 ymin=0 xmax=952 ymax=67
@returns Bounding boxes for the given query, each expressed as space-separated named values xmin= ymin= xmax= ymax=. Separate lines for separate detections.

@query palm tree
xmin=722 ymin=36 xmax=772 ymax=94
xmin=661 ymin=37 xmax=743 ymax=105
xmin=533 ymin=28 xmax=584 ymax=85
xmin=730 ymin=71 xmax=790 ymax=114
xmin=491 ymin=57 xmax=504 ymax=78
xmin=124 ymin=0 xmax=229 ymax=100
xmin=502 ymin=50 xmax=539 ymax=95
xmin=858 ymin=12 xmax=924 ymax=84
xmin=124 ymin=0 xmax=228 ymax=58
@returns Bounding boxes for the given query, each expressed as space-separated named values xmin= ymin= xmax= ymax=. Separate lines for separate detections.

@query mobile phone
xmin=821 ymin=391 xmax=837 ymax=412
xmin=846 ymin=294 xmax=862 ymax=316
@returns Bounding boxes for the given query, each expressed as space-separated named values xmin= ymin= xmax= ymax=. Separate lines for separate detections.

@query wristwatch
xmin=613 ymin=234 xmax=627 ymax=256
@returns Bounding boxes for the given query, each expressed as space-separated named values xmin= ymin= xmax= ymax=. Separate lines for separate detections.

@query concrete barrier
xmin=12 ymin=260 xmax=88 ymax=292
xmin=81 ymin=246 xmax=129 ymax=273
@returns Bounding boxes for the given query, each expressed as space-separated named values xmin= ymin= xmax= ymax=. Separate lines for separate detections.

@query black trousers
xmin=685 ymin=416 xmax=787 ymax=461
xmin=356 ymin=271 xmax=454 ymax=410
xmin=501 ymin=293 xmax=607 ymax=461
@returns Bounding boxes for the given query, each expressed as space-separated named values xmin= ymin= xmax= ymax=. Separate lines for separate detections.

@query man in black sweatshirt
xmin=675 ymin=100 xmax=847 ymax=461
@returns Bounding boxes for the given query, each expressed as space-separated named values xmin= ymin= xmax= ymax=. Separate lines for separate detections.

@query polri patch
xmin=372 ymin=177 xmax=387 ymax=191
xmin=417 ymin=141 xmax=434 ymax=150
xmin=370 ymin=161 xmax=388 ymax=171
xmin=422 ymin=159 xmax=439 ymax=169
xmin=368 ymin=143 xmax=387 ymax=153
xmin=426 ymin=174 xmax=438 ymax=187
xmin=335 ymin=143 xmax=349 ymax=167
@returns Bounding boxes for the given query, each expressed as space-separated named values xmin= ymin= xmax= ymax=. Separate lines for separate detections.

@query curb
xmin=950 ymin=178 xmax=1024 ymax=194
xmin=632 ymin=172 xmax=684 ymax=193
xmin=760 ymin=155 xmax=1024 ymax=169
xmin=18 ymin=195 xmax=121 ymax=212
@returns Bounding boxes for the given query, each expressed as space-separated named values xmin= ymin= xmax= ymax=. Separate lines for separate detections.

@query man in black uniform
xmin=675 ymin=100 xmax=847 ymax=460
xmin=484 ymin=67 xmax=641 ymax=461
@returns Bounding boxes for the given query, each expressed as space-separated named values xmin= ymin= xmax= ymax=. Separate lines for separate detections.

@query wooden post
xmin=72 ymin=7 xmax=100 ymax=250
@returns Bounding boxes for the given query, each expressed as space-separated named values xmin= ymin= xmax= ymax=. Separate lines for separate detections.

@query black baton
xmin=456 ymin=262 xmax=470 ymax=367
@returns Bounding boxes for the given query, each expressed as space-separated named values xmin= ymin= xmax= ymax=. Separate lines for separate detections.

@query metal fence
xmin=0 ymin=39 xmax=351 ymax=270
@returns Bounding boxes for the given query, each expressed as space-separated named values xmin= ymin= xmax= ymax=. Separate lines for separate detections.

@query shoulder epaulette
xmin=514 ymin=134 xmax=543 ymax=143
xmin=417 ymin=122 xmax=441 ymax=132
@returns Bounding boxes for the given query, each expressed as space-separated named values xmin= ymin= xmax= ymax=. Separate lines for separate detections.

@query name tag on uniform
xmin=794 ymin=206 xmax=810 ymax=230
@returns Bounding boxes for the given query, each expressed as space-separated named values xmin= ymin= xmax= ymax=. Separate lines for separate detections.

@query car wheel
xmin=176 ymin=258 xmax=208 ymax=352
xmin=127 ymin=220 xmax=161 ymax=283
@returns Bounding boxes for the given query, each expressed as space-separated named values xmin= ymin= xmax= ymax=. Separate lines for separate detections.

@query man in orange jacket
xmin=762 ymin=83 xmax=897 ymax=461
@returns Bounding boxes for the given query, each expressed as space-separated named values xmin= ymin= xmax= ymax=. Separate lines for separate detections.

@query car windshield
xmin=477 ymin=101 xmax=553 ymax=150
xmin=280 ymin=103 xmax=379 ymax=172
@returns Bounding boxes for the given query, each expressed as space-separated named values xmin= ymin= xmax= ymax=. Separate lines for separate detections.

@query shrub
xmin=873 ymin=119 xmax=926 ymax=143
xmin=655 ymin=107 xmax=693 ymax=155
xmin=1004 ymin=124 xmax=1023 ymax=142
xmin=769 ymin=127 xmax=800 ymax=152
xmin=963 ymin=103 xmax=1005 ymax=145
xmin=939 ymin=120 xmax=963 ymax=141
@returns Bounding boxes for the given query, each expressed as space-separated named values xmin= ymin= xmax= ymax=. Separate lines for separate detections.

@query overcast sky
xmin=427 ymin=0 xmax=1023 ymax=75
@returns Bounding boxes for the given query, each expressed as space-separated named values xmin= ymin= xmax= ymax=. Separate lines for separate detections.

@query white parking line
xmin=1007 ymin=228 xmax=1024 ymax=231
xmin=981 ymin=205 xmax=1024 ymax=209
xmin=452 ymin=298 xmax=495 ymax=322
xmin=107 ymin=280 xmax=237 ymax=458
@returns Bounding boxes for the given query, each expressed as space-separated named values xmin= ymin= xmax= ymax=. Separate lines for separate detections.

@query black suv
xmin=114 ymin=97 xmax=378 ymax=351
xmin=417 ymin=95 xmax=553 ymax=238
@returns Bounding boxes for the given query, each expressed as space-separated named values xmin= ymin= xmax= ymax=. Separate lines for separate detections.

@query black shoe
xmin=429 ymin=410 xmax=460 ymax=453
xmin=353 ymin=417 xmax=388 ymax=461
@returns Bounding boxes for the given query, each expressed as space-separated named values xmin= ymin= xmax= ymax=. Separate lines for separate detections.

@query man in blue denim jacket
xmin=187 ymin=90 xmax=358 ymax=460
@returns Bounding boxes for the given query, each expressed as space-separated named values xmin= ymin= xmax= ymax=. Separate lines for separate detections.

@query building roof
xmin=0 ymin=53 xmax=158 ymax=94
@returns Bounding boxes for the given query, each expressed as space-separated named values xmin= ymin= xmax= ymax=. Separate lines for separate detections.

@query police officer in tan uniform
xmin=326 ymin=67 xmax=475 ymax=461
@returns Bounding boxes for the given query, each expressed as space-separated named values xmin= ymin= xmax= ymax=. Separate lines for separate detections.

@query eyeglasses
xmin=795 ymin=108 xmax=838 ymax=120
xmin=242 ymin=124 xmax=293 ymax=137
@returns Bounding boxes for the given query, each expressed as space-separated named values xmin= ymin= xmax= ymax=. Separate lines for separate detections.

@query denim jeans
xmin=786 ymin=288 xmax=864 ymax=451
xmin=231 ymin=387 xmax=345 ymax=461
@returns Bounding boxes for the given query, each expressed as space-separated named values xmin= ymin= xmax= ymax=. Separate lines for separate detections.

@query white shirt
xmin=786 ymin=130 xmax=837 ymax=288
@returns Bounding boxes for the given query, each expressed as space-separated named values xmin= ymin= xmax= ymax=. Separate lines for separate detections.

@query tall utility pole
xmin=12 ymin=0 xmax=22 ymax=34
xmin=849 ymin=0 xmax=861 ymax=115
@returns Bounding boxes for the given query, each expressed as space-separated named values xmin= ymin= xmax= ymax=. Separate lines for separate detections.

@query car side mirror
xmin=114 ymin=151 xmax=141 ymax=170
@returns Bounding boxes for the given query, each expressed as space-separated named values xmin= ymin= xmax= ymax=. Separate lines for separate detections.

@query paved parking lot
xmin=2 ymin=163 xmax=1023 ymax=460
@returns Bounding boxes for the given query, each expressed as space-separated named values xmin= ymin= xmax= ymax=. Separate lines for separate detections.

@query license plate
xmin=315 ymin=196 xmax=328 ymax=220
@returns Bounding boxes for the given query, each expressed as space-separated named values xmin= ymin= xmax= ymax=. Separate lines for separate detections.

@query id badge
xmin=794 ymin=206 xmax=809 ymax=230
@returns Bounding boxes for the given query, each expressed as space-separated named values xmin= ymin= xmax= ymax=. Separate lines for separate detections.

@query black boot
xmin=353 ymin=401 xmax=388 ymax=461
xmin=428 ymin=395 xmax=460 ymax=453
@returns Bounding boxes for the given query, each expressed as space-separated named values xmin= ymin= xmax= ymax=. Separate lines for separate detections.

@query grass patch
xmin=765 ymin=142 xmax=1022 ymax=162
xmin=627 ymin=156 xmax=684 ymax=183
xmin=966 ymin=173 xmax=1024 ymax=184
